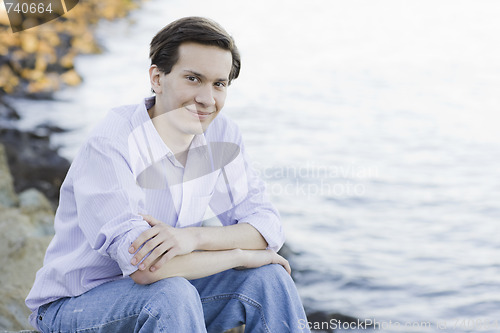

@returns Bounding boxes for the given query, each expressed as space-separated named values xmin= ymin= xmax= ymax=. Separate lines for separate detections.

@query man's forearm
xmin=190 ymin=223 xmax=268 ymax=251
xmin=130 ymin=248 xmax=290 ymax=285
xmin=129 ymin=216 xmax=270 ymax=273
xmin=131 ymin=249 xmax=244 ymax=284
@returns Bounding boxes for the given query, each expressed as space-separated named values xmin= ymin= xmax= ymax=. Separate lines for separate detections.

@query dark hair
xmin=150 ymin=17 xmax=241 ymax=85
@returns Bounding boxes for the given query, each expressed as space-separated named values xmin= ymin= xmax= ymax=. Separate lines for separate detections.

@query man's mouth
xmin=185 ymin=107 xmax=215 ymax=119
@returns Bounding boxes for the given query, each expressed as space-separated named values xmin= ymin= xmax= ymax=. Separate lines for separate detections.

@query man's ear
xmin=149 ymin=65 xmax=162 ymax=94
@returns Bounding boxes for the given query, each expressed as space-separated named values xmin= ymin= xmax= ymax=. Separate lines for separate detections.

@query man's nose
xmin=194 ymin=85 xmax=215 ymax=107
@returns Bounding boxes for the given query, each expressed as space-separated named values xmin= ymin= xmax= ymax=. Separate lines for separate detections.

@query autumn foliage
xmin=0 ymin=0 xmax=141 ymax=97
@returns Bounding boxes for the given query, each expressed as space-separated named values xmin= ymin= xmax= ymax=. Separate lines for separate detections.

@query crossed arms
xmin=129 ymin=215 xmax=290 ymax=284
xmin=75 ymin=125 xmax=288 ymax=285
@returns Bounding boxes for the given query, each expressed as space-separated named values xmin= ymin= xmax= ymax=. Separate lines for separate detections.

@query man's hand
xmin=239 ymin=249 xmax=291 ymax=275
xmin=129 ymin=214 xmax=198 ymax=272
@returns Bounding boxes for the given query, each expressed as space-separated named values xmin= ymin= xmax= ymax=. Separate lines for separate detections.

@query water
xmin=11 ymin=0 xmax=500 ymax=331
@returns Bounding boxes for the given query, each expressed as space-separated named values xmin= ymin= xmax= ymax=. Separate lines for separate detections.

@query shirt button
xmin=39 ymin=315 xmax=42 ymax=321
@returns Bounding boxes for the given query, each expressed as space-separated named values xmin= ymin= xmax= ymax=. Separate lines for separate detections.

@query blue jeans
xmin=37 ymin=264 xmax=310 ymax=332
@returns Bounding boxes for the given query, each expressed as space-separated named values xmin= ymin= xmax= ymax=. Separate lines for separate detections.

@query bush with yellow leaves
xmin=0 ymin=0 xmax=142 ymax=97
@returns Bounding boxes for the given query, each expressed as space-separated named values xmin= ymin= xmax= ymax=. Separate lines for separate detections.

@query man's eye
xmin=215 ymin=82 xmax=226 ymax=88
xmin=187 ymin=76 xmax=198 ymax=82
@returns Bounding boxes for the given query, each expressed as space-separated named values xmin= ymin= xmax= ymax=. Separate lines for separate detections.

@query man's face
xmin=153 ymin=42 xmax=233 ymax=134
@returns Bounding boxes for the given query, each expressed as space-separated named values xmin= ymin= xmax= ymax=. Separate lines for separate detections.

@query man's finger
xmin=151 ymin=249 xmax=177 ymax=272
xmin=129 ymin=227 xmax=159 ymax=254
xmin=140 ymin=241 xmax=173 ymax=269
xmin=130 ymin=231 xmax=166 ymax=265
xmin=139 ymin=214 xmax=160 ymax=226
xmin=285 ymin=261 xmax=292 ymax=275
xmin=280 ymin=257 xmax=291 ymax=275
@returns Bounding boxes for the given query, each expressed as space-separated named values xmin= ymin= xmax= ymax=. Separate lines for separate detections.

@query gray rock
xmin=0 ymin=144 xmax=53 ymax=331
xmin=0 ymin=128 xmax=70 ymax=207
xmin=0 ymin=207 xmax=32 ymax=264
xmin=18 ymin=189 xmax=52 ymax=213
xmin=0 ymin=145 xmax=18 ymax=207
xmin=18 ymin=188 xmax=55 ymax=236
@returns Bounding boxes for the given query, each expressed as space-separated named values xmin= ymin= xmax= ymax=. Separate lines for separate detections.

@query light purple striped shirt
xmin=26 ymin=96 xmax=284 ymax=329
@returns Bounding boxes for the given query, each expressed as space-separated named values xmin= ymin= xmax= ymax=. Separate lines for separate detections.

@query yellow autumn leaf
xmin=43 ymin=31 xmax=61 ymax=47
xmin=27 ymin=74 xmax=60 ymax=93
xmin=0 ymin=66 xmax=20 ymax=94
xmin=60 ymin=51 xmax=76 ymax=69
xmin=37 ymin=41 xmax=57 ymax=64
xmin=35 ymin=55 xmax=48 ymax=72
xmin=20 ymin=33 xmax=39 ymax=53
xmin=61 ymin=69 xmax=82 ymax=86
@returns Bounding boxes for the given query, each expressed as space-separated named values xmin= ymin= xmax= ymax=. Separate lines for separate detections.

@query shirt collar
xmin=130 ymin=96 xmax=207 ymax=166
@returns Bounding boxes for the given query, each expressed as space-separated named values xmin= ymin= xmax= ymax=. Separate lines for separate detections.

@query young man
xmin=26 ymin=17 xmax=310 ymax=332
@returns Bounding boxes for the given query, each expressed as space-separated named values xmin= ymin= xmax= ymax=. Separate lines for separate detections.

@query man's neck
xmin=148 ymin=105 xmax=194 ymax=164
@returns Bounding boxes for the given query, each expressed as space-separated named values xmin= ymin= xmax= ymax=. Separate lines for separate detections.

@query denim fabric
xmin=37 ymin=265 xmax=310 ymax=333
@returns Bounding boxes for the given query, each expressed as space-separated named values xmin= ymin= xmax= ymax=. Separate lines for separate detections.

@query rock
xmin=0 ymin=98 xmax=20 ymax=121
xmin=60 ymin=69 xmax=82 ymax=86
xmin=0 ymin=0 xmax=141 ymax=98
xmin=0 ymin=144 xmax=18 ymax=207
xmin=0 ymin=128 xmax=70 ymax=207
xmin=18 ymin=188 xmax=52 ymax=213
xmin=0 ymin=144 xmax=54 ymax=330
xmin=0 ymin=231 xmax=51 ymax=330
xmin=305 ymin=311 xmax=373 ymax=333
xmin=19 ymin=188 xmax=55 ymax=236
xmin=32 ymin=123 xmax=67 ymax=138
xmin=0 ymin=207 xmax=32 ymax=264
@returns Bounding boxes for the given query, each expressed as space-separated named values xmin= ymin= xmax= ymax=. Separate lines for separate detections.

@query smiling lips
xmin=185 ymin=107 xmax=215 ymax=120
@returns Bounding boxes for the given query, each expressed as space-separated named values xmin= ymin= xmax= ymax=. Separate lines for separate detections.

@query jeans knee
xmin=144 ymin=277 xmax=201 ymax=315
xmin=137 ymin=277 xmax=206 ymax=331
xmin=152 ymin=277 xmax=199 ymax=300
xmin=260 ymin=264 xmax=292 ymax=281
xmin=247 ymin=264 xmax=295 ymax=291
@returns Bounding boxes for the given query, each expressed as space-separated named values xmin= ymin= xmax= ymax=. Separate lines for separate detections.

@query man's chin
xmin=198 ymin=114 xmax=219 ymax=132
xmin=186 ymin=119 xmax=213 ymax=135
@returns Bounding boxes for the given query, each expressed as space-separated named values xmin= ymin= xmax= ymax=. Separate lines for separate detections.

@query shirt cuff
xmin=108 ymin=224 xmax=150 ymax=276
xmin=239 ymin=217 xmax=285 ymax=252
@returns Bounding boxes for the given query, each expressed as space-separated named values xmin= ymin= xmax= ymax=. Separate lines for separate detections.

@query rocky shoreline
xmin=0 ymin=3 xmax=368 ymax=332
xmin=0 ymin=0 xmax=141 ymax=98
xmin=1 ymin=0 xmax=146 ymax=205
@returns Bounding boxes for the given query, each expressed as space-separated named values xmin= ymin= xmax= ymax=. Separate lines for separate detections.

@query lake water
xmin=11 ymin=0 xmax=500 ymax=331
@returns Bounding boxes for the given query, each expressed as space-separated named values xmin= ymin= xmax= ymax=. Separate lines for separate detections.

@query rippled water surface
xmin=13 ymin=0 xmax=500 ymax=331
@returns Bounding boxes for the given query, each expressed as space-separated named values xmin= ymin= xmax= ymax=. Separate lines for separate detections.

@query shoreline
xmin=0 ymin=4 xmax=367 ymax=331
xmin=1 ymin=0 xmax=145 ymax=206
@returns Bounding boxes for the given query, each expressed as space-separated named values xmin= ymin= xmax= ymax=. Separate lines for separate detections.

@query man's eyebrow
xmin=183 ymin=70 xmax=228 ymax=82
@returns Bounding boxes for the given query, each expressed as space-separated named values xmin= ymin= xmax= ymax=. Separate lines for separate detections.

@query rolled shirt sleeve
xmin=73 ymin=136 xmax=150 ymax=276
xmin=108 ymin=226 xmax=149 ymax=276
